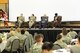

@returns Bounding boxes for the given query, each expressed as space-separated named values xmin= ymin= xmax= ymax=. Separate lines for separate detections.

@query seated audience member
xmin=17 ymin=13 xmax=25 ymax=27
xmin=30 ymin=34 xmax=44 ymax=53
xmin=60 ymin=27 xmax=72 ymax=45
xmin=75 ymin=32 xmax=80 ymax=39
xmin=29 ymin=14 xmax=36 ymax=28
xmin=54 ymin=34 xmax=67 ymax=49
xmin=7 ymin=27 xmax=15 ymax=38
xmin=25 ymin=31 xmax=34 ymax=44
xmin=70 ymin=35 xmax=80 ymax=53
xmin=42 ymin=42 xmax=53 ymax=53
xmin=16 ymin=29 xmax=27 ymax=47
xmin=2 ymin=31 xmax=19 ymax=53
xmin=0 ymin=37 xmax=2 ymax=43
xmin=68 ymin=28 xmax=77 ymax=39
xmin=24 ymin=28 xmax=34 ymax=50
xmin=40 ymin=14 xmax=48 ymax=28
xmin=15 ymin=27 xmax=21 ymax=36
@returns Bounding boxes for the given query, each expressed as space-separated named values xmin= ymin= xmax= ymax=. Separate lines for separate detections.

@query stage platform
xmin=0 ymin=28 xmax=80 ymax=31
xmin=0 ymin=21 xmax=80 ymax=42
xmin=0 ymin=21 xmax=80 ymax=28
xmin=0 ymin=28 xmax=80 ymax=43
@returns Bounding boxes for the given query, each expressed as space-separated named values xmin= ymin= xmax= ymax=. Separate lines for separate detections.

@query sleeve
xmin=6 ymin=38 xmax=11 ymax=47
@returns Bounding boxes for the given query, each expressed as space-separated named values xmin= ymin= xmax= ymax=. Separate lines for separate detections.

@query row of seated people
xmin=16 ymin=13 xmax=62 ymax=28
xmin=1 ymin=27 xmax=34 ymax=53
xmin=30 ymin=27 xmax=80 ymax=53
xmin=0 ymin=27 xmax=79 ymax=53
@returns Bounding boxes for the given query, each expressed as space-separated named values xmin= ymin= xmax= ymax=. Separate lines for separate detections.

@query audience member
xmin=68 ymin=27 xmax=77 ymax=39
xmin=2 ymin=31 xmax=19 ymax=53
xmin=29 ymin=14 xmax=36 ymax=28
xmin=24 ymin=28 xmax=34 ymax=50
xmin=0 ymin=37 xmax=2 ymax=43
xmin=7 ymin=27 xmax=15 ymax=38
xmin=42 ymin=42 xmax=53 ymax=53
xmin=18 ymin=13 xmax=25 ymax=27
xmin=30 ymin=34 xmax=44 ymax=53
xmin=16 ymin=29 xmax=27 ymax=47
xmin=54 ymin=34 xmax=67 ymax=48
xmin=40 ymin=14 xmax=48 ymax=28
xmin=15 ymin=27 xmax=21 ymax=35
xmin=60 ymin=27 xmax=72 ymax=45
xmin=70 ymin=35 xmax=80 ymax=53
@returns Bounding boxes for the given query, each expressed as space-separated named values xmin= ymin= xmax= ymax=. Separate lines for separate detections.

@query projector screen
xmin=9 ymin=0 xmax=80 ymax=21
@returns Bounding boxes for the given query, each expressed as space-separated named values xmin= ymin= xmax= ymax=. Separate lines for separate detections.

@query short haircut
xmin=42 ymin=42 xmax=53 ymax=51
xmin=35 ymin=34 xmax=44 ymax=42
xmin=21 ymin=29 xmax=25 ymax=35
xmin=10 ymin=31 xmax=15 ymax=36
xmin=0 ymin=37 xmax=2 ymax=43
xmin=70 ymin=27 xmax=73 ymax=31
xmin=62 ymin=27 xmax=68 ymax=35
xmin=55 ymin=13 xmax=58 ymax=16
xmin=77 ymin=35 xmax=80 ymax=43
xmin=56 ymin=34 xmax=62 ymax=40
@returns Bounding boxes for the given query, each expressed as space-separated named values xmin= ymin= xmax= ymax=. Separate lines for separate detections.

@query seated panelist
xmin=29 ymin=14 xmax=36 ymax=28
xmin=53 ymin=13 xmax=62 ymax=27
xmin=40 ymin=14 xmax=48 ymax=28
xmin=17 ymin=13 xmax=25 ymax=27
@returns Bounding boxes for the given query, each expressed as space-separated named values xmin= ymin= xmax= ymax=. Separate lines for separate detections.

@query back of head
xmin=70 ymin=27 xmax=73 ymax=31
xmin=62 ymin=27 xmax=68 ymax=35
xmin=21 ymin=29 xmax=25 ymax=35
xmin=56 ymin=34 xmax=62 ymax=40
xmin=10 ymin=31 xmax=15 ymax=36
xmin=0 ymin=37 xmax=2 ymax=43
xmin=10 ymin=27 xmax=14 ymax=31
xmin=77 ymin=35 xmax=80 ymax=43
xmin=35 ymin=34 xmax=44 ymax=42
xmin=42 ymin=42 xmax=53 ymax=51
xmin=16 ymin=27 xmax=21 ymax=32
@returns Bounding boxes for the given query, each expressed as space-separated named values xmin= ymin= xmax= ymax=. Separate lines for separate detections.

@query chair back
xmin=10 ymin=39 xmax=20 ymax=52
xmin=53 ymin=44 xmax=62 ymax=50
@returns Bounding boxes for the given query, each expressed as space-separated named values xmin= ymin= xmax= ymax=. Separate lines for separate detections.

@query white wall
xmin=9 ymin=0 xmax=80 ymax=21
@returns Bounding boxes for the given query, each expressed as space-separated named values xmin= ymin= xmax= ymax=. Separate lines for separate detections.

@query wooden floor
xmin=0 ymin=21 xmax=80 ymax=28
xmin=0 ymin=22 xmax=15 ymax=28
